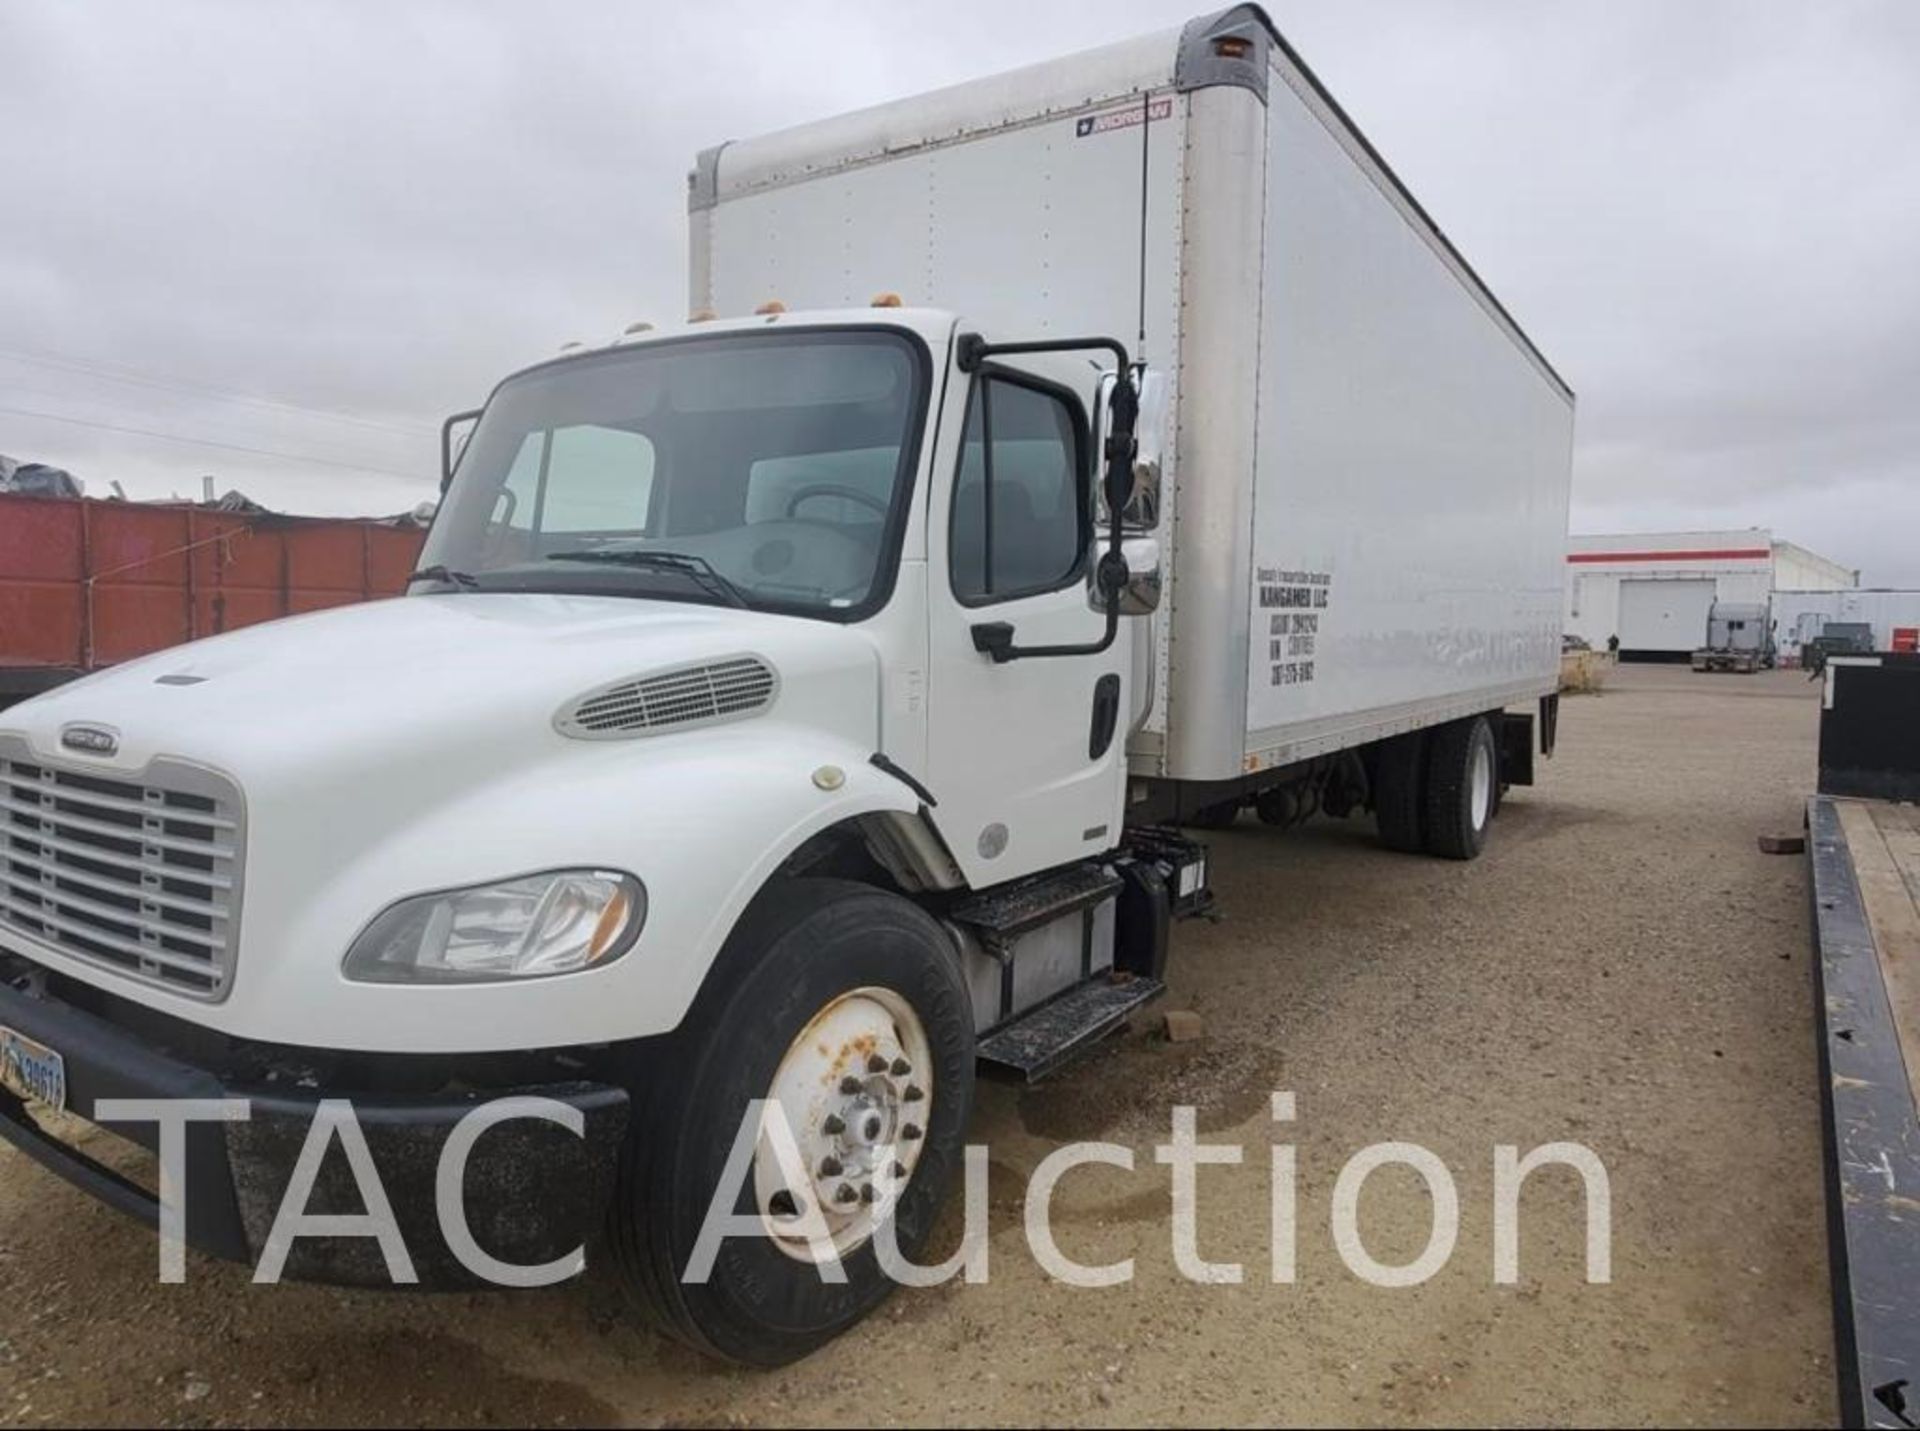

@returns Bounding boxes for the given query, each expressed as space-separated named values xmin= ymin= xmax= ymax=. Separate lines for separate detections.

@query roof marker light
xmin=688 ymin=308 xmax=718 ymax=322
xmin=755 ymin=300 xmax=788 ymax=315
xmin=624 ymin=320 xmax=655 ymax=335
xmin=871 ymin=292 xmax=903 ymax=308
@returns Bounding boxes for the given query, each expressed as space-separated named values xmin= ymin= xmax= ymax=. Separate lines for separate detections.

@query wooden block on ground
xmin=1163 ymin=1010 xmax=1205 ymax=1044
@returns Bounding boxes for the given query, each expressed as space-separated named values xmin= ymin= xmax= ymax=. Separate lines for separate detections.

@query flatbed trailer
xmin=1810 ymin=653 xmax=1920 ymax=1427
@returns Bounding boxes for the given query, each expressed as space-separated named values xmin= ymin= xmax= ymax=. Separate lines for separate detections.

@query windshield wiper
xmin=407 ymin=564 xmax=480 ymax=589
xmin=544 ymin=549 xmax=749 ymax=608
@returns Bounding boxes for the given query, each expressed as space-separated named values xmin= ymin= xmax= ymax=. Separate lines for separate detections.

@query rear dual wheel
xmin=1373 ymin=714 xmax=1500 ymax=861
xmin=1181 ymin=799 xmax=1242 ymax=830
xmin=1372 ymin=731 xmax=1428 ymax=853
xmin=1422 ymin=715 xmax=1499 ymax=860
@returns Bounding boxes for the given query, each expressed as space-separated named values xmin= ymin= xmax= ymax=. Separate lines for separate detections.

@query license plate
xmin=0 ymin=1026 xmax=66 ymax=1114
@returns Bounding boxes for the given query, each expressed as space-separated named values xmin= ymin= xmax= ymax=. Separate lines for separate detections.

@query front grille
xmin=0 ymin=744 xmax=243 ymax=1001
xmin=556 ymin=656 xmax=778 ymax=738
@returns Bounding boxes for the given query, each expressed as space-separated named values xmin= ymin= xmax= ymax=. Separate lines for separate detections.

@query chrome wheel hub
xmin=1470 ymin=739 xmax=1495 ymax=830
xmin=755 ymin=986 xmax=933 ymax=1262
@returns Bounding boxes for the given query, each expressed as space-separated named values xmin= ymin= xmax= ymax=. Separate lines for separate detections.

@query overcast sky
xmin=3 ymin=0 xmax=1916 ymax=583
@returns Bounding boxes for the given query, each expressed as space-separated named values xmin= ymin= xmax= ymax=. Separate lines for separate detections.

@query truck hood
xmin=0 ymin=592 xmax=922 ymax=1050
xmin=4 ymin=593 xmax=884 ymax=787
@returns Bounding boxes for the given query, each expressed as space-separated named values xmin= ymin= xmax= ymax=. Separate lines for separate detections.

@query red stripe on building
xmin=1566 ymin=548 xmax=1772 ymax=564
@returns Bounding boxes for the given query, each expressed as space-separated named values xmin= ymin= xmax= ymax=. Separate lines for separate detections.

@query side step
xmin=948 ymin=861 xmax=1122 ymax=955
xmin=976 ymin=974 xmax=1165 ymax=1083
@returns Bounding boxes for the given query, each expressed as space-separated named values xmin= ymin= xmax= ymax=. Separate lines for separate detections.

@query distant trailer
xmin=0 ymin=493 xmax=427 ymax=707
xmin=1774 ymin=589 xmax=1920 ymax=666
xmin=1809 ymin=653 xmax=1920 ymax=1426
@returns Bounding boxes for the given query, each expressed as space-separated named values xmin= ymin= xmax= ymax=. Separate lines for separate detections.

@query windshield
xmin=419 ymin=329 xmax=930 ymax=618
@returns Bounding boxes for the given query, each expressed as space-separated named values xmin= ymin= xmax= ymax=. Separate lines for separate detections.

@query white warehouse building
xmin=1565 ymin=530 xmax=1857 ymax=658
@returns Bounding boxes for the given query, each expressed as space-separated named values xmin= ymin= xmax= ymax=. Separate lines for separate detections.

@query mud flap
xmin=1500 ymin=711 xmax=1536 ymax=787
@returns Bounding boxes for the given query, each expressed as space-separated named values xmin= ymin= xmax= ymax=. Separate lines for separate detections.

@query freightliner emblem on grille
xmin=58 ymin=724 xmax=119 ymax=757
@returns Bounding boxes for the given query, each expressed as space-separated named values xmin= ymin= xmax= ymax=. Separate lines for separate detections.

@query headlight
xmin=343 ymin=869 xmax=645 ymax=984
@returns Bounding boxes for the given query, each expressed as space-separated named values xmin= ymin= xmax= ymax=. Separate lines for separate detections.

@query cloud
xmin=1266 ymin=0 xmax=1920 ymax=581
xmin=2 ymin=0 xmax=1915 ymax=581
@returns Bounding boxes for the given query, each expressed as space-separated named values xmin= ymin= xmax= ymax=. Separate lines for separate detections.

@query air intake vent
xmin=556 ymin=656 xmax=778 ymax=739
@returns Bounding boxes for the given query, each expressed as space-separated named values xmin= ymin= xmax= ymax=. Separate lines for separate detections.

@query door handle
xmin=1089 ymin=673 xmax=1122 ymax=759
xmin=970 ymin=622 xmax=1016 ymax=662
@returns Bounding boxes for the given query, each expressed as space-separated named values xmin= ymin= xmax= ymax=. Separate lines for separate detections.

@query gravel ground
xmin=0 ymin=663 xmax=1834 ymax=1427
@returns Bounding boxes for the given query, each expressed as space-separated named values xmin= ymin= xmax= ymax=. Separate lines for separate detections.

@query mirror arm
xmin=440 ymin=408 xmax=484 ymax=493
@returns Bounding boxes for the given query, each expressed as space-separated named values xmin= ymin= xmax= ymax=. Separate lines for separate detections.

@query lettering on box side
xmin=1256 ymin=566 xmax=1333 ymax=690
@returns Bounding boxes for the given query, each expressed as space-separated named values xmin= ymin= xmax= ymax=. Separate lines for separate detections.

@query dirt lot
xmin=0 ymin=664 xmax=1835 ymax=1427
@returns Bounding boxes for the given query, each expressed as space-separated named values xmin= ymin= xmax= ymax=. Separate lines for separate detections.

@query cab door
xmin=923 ymin=352 xmax=1130 ymax=887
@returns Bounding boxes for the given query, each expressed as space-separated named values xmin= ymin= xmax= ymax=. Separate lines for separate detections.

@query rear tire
xmin=1422 ymin=716 xmax=1498 ymax=860
xmin=609 ymin=878 xmax=975 ymax=1366
xmin=1181 ymin=799 xmax=1242 ymax=830
xmin=1372 ymin=731 xmax=1427 ymax=853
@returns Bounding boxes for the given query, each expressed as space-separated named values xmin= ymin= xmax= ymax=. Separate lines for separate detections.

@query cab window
xmin=950 ymin=376 xmax=1087 ymax=605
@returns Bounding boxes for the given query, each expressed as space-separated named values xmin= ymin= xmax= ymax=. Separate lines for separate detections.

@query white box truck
xmin=0 ymin=5 xmax=1572 ymax=1364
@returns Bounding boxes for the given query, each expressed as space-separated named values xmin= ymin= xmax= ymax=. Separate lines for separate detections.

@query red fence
xmin=0 ymin=493 xmax=427 ymax=695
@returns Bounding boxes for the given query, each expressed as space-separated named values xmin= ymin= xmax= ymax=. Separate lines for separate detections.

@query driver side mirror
xmin=1089 ymin=534 xmax=1162 ymax=616
xmin=440 ymin=408 xmax=483 ymax=492
xmin=1096 ymin=368 xmax=1166 ymax=530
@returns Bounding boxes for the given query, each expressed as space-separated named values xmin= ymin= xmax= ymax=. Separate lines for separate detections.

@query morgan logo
xmin=1074 ymin=98 xmax=1173 ymax=138
xmin=59 ymin=724 xmax=119 ymax=757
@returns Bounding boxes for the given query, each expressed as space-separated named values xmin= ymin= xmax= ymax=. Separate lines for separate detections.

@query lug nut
xmin=819 ymin=1156 xmax=844 ymax=1177
xmin=839 ymin=1076 xmax=862 ymax=1095
xmin=891 ymin=1058 xmax=911 ymax=1076
xmin=903 ymin=1084 xmax=925 ymax=1103
xmin=834 ymin=1183 xmax=858 ymax=1205
xmin=860 ymin=1184 xmax=876 ymax=1204
xmin=768 ymin=1189 xmax=799 ymax=1218
xmin=867 ymin=1053 xmax=888 ymax=1074
xmin=891 ymin=1160 xmax=907 ymax=1179
xmin=822 ymin=1113 xmax=846 ymax=1136
xmin=902 ymin=1123 xmax=923 ymax=1141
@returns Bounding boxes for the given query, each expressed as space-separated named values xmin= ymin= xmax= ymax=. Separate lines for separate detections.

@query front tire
xmin=609 ymin=878 xmax=975 ymax=1366
xmin=1422 ymin=715 xmax=1499 ymax=860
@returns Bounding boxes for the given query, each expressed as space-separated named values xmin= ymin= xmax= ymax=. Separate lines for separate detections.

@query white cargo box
xmin=691 ymin=3 xmax=1575 ymax=784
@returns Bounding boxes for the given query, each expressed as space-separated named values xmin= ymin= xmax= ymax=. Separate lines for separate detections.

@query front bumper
xmin=0 ymin=966 xmax=630 ymax=1288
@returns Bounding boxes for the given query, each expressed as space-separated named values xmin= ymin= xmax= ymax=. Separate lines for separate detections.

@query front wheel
xmin=609 ymin=878 xmax=976 ymax=1366
xmin=1422 ymin=715 xmax=1499 ymax=860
